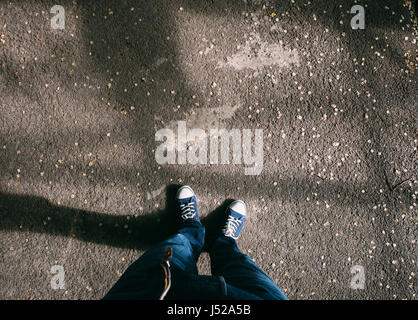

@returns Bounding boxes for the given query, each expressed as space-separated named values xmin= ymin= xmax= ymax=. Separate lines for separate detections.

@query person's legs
xmin=210 ymin=235 xmax=287 ymax=300
xmin=129 ymin=218 xmax=205 ymax=274
xmin=103 ymin=219 xmax=205 ymax=299
xmin=103 ymin=186 xmax=204 ymax=299
xmin=209 ymin=200 xmax=287 ymax=300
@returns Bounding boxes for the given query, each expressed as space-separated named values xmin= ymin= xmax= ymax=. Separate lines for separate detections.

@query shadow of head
xmin=0 ymin=186 xmax=234 ymax=251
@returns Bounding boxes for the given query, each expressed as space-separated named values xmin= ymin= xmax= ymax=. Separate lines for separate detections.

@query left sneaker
xmin=175 ymin=185 xmax=200 ymax=223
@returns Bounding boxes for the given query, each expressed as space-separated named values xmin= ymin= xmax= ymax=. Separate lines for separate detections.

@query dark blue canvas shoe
xmin=221 ymin=200 xmax=247 ymax=239
xmin=176 ymin=185 xmax=200 ymax=223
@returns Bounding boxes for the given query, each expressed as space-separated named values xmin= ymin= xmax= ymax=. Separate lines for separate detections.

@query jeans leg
xmin=164 ymin=219 xmax=205 ymax=273
xmin=103 ymin=219 xmax=205 ymax=299
xmin=209 ymin=235 xmax=288 ymax=300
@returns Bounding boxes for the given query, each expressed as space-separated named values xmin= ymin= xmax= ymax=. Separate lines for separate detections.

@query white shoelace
xmin=223 ymin=216 xmax=242 ymax=237
xmin=179 ymin=201 xmax=196 ymax=220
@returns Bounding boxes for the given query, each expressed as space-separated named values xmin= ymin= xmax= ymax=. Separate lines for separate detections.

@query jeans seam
xmin=218 ymin=276 xmax=228 ymax=297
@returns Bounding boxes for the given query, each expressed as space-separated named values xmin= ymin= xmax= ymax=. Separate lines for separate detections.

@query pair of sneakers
xmin=176 ymin=185 xmax=247 ymax=240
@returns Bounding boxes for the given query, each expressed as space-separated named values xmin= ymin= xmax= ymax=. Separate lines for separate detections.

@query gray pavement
xmin=0 ymin=0 xmax=417 ymax=300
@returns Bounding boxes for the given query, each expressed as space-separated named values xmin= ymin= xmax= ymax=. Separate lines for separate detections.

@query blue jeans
xmin=103 ymin=220 xmax=287 ymax=300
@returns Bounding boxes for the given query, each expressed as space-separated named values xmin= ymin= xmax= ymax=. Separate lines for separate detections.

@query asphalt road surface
xmin=0 ymin=0 xmax=416 ymax=300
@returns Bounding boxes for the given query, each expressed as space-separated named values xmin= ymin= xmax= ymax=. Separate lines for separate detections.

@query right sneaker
xmin=221 ymin=200 xmax=247 ymax=239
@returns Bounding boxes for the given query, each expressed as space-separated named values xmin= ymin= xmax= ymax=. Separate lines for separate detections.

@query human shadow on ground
xmin=0 ymin=185 xmax=234 ymax=251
